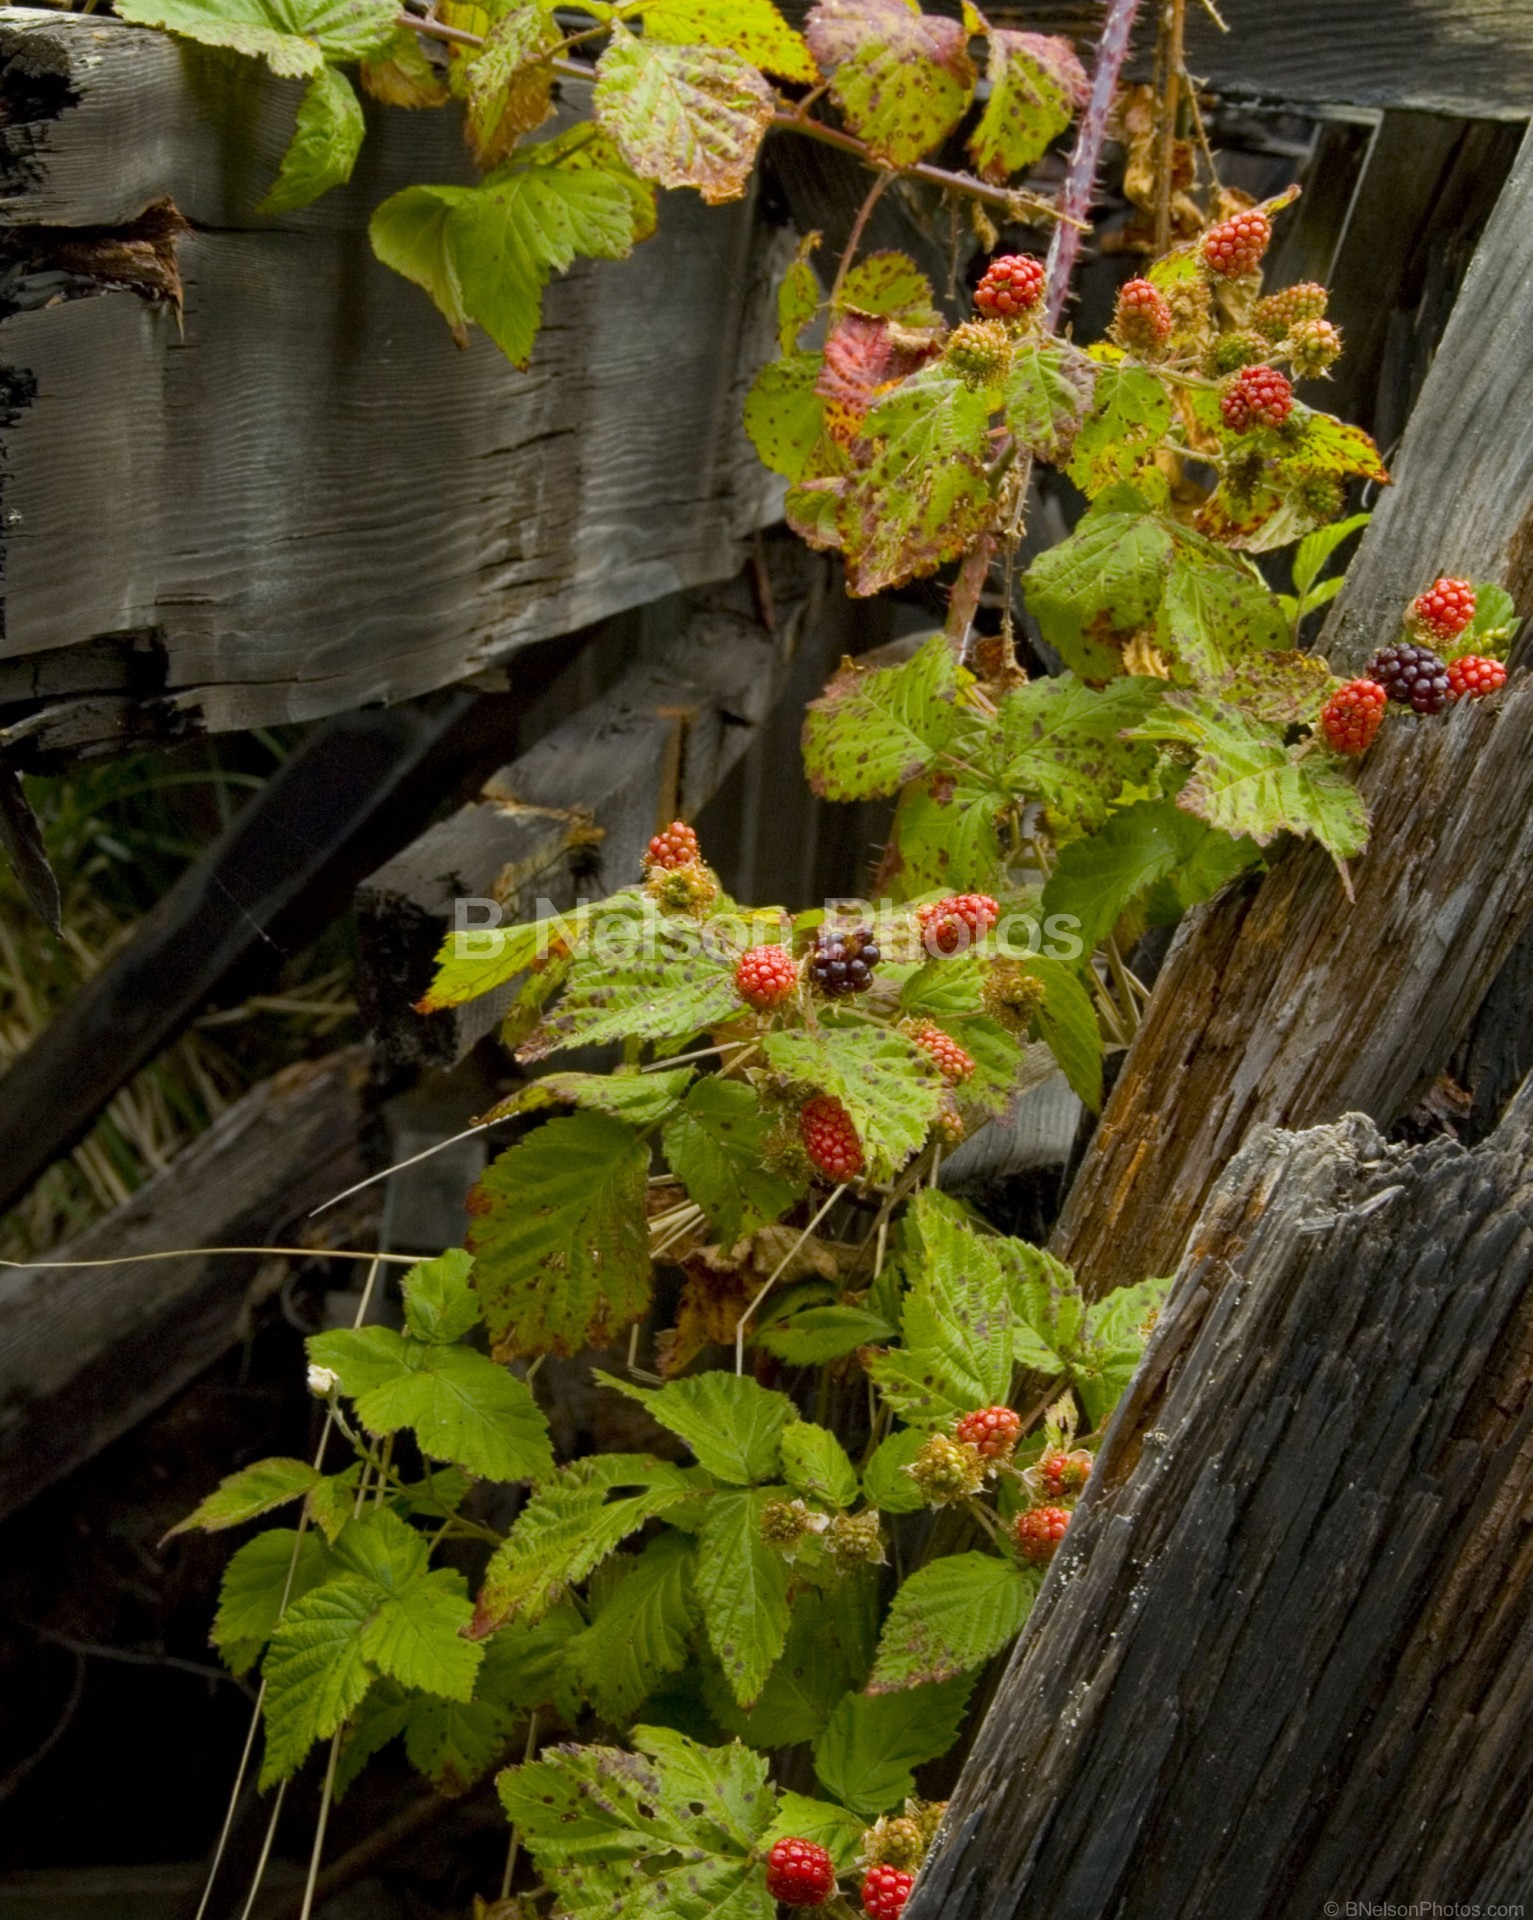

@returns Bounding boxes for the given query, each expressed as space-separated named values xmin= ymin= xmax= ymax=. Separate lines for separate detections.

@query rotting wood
xmin=914 ymin=1079 xmax=1533 ymax=1918
xmin=0 ymin=12 xmax=785 ymax=745
xmin=0 ymin=1046 xmax=371 ymax=1523
xmin=355 ymin=546 xmax=839 ymax=1069
xmin=1050 ymin=124 xmax=1533 ymax=1300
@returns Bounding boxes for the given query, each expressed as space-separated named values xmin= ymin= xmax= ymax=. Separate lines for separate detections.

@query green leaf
xmin=1041 ymin=799 xmax=1192 ymax=953
xmin=214 ymin=1528 xmax=333 ymax=1675
xmin=1024 ymin=492 xmax=1174 ymax=681
xmin=755 ymin=1302 xmax=896 ymax=1366
xmin=839 ymin=368 xmax=996 ymax=595
xmin=1125 ymin=692 xmax=1370 ymax=861
xmin=864 ymin=1191 xmax=1014 ymax=1426
xmin=777 ymin=232 xmax=822 ymax=349
xmin=561 ymin=1532 xmax=698 ymax=1723
xmin=1158 ymin=543 xmax=1288 ymax=683
xmin=764 ymin=1793 xmax=869 ymax=1873
xmin=1067 ymin=361 xmax=1172 ymax=495
xmin=401 ymin=1247 xmax=481 ymax=1344
xmin=169 ymin=1457 xmax=320 ymax=1538
xmin=467 ymin=1112 xmax=653 ymax=1359
xmin=882 ymin=765 xmax=1006 ymax=899
xmin=520 ymin=912 xmax=739 ymax=1059
xmin=837 ymin=251 xmax=939 ymax=325
xmin=744 ymin=352 xmax=828 ymax=480
xmin=330 ymin=1508 xmax=483 ymax=1699
xmin=418 ymin=899 xmax=594 ymax=1014
xmin=860 ymin=1426 xmax=929 ymax=1514
xmin=260 ymin=66 xmax=364 ymax=215
xmin=802 ymin=633 xmax=964 ymax=801
xmin=1070 ymin=1273 xmax=1170 ymax=1425
xmin=1024 ymin=955 xmax=1102 ymax=1110
xmin=501 ymin=1727 xmax=777 ymax=1918
xmin=1290 ymin=511 xmax=1369 ymax=594
xmin=968 ymin=28 xmax=1085 ymax=182
xmin=1002 ymin=336 xmax=1098 ymax=464
xmin=869 ymin=1553 xmax=1035 ymax=1691
xmin=636 ymin=0 xmax=817 ymax=83
xmin=812 ymin=1675 xmax=973 ymax=1816
xmin=995 ymin=672 xmax=1162 ymax=836
xmin=806 ymin=0 xmax=976 ymax=167
xmin=371 ymin=129 xmax=651 ymax=368
xmin=780 ymin=1421 xmax=859 ymax=1508
xmin=997 ymin=1232 xmax=1082 ymax=1375
xmin=710 ymin=1573 xmax=877 ymax=1748
xmin=595 ymin=25 xmax=774 ymax=204
xmin=462 ymin=4 xmax=560 ymax=168
xmin=764 ymin=1026 xmax=945 ymax=1181
xmin=260 ymin=1575 xmax=379 ymax=1785
xmin=695 ymin=1487 xmax=793 ymax=1706
xmin=307 ymin=1466 xmax=363 ymax=1544
xmin=306 ymin=1325 xmax=554 ymax=1482
xmin=116 ymin=0 xmax=396 ymax=77
xmin=506 ymin=1066 xmax=694 ymax=1128
xmin=1460 ymin=581 xmax=1519 ymax=654
xmin=472 ymin=1455 xmax=699 ymax=1635
xmin=599 ymin=1371 xmax=798 ymax=1485
xmin=662 ymin=1078 xmax=806 ymax=1246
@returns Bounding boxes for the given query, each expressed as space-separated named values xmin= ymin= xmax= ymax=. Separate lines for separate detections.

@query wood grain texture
xmin=0 ymin=13 xmax=785 ymax=741
xmin=912 ymin=1083 xmax=1533 ymax=1918
xmin=0 ymin=1046 xmax=370 ymax=1521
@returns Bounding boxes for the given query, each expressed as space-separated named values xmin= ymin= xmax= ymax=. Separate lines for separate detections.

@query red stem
xmin=1044 ymin=0 xmax=1143 ymax=328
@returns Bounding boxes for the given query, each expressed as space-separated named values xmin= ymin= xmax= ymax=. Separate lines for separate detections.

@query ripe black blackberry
xmin=810 ymin=926 xmax=879 ymax=996
xmin=1367 ymin=641 xmax=1452 ymax=715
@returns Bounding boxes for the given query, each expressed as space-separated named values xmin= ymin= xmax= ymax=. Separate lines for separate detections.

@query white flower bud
xmin=307 ymin=1363 xmax=340 ymax=1397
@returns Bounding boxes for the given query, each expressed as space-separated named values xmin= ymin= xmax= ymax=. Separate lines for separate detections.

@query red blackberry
xmin=1220 ymin=364 xmax=1293 ymax=432
xmin=1039 ymin=1448 xmax=1091 ymax=1497
xmin=1410 ymin=576 xmax=1476 ymax=642
xmin=1200 ymin=208 xmax=1271 ymax=278
xmin=646 ymin=821 xmax=700 ymax=871
xmin=800 ymin=1095 xmax=863 ymax=1182
xmin=1367 ymin=641 xmax=1452 ymax=715
xmin=1319 ymin=679 xmax=1387 ymax=756
xmin=1015 ymin=1504 xmax=1071 ymax=1565
xmin=765 ymin=1836 xmax=836 ymax=1908
xmin=1447 ymin=655 xmax=1507 ymax=701
xmin=810 ymin=926 xmax=880 ymax=997
xmin=975 ymin=254 xmax=1045 ymax=318
xmin=736 ymin=943 xmax=797 ymax=1010
xmin=954 ymin=1405 xmax=1022 ymax=1461
xmin=1253 ymin=280 xmax=1328 ymax=341
xmin=905 ymin=1021 xmax=975 ymax=1084
xmin=862 ymin=1865 xmax=916 ymax=1919
xmin=1114 ymin=278 xmax=1173 ymax=356
xmin=918 ymin=894 xmax=999 ymax=955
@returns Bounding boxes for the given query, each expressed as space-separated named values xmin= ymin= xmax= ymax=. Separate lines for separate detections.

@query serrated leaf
xmin=1290 ymin=511 xmax=1370 ymax=594
xmin=1126 ymin=692 xmax=1370 ymax=860
xmin=802 ymin=633 xmax=963 ymax=801
xmin=996 ymin=672 xmax=1162 ymax=836
xmin=764 ymin=1793 xmax=868 ymax=1872
xmin=806 ymin=0 xmax=975 ymax=167
xmin=214 ymin=1528 xmax=333 ymax=1675
xmin=260 ymin=66 xmax=365 ymax=215
xmin=595 ymin=26 xmax=774 ymax=205
xmin=260 ymin=1576 xmax=378 ymax=1785
xmin=472 ymin=1455 xmax=698 ymax=1635
xmin=418 ymin=899 xmax=593 ymax=1014
xmin=519 ymin=913 xmax=740 ymax=1059
xmin=968 ymin=28 xmax=1085 ymax=182
xmin=1158 ymin=543 xmax=1288 ymax=682
xmin=860 ymin=1426 xmax=927 ymax=1513
xmin=696 ymin=1486 xmax=793 ymax=1705
xmin=710 ymin=1573 xmax=877 ymax=1748
xmin=1024 ymin=955 xmax=1102 ymax=1110
xmin=1067 ymin=361 xmax=1173 ymax=496
xmin=493 ymin=1066 xmax=694 ymax=1129
xmin=361 ymin=27 xmax=451 ymax=107
xmin=865 ymin=1190 xmax=1014 ymax=1425
xmin=467 ymin=1112 xmax=653 ymax=1359
xmin=169 ymin=1457 xmax=320 ymax=1538
xmin=1041 ymin=799 xmax=1190 ymax=952
xmin=764 ymin=1026 xmax=945 ymax=1181
xmin=1070 ymin=1273 xmax=1170 ymax=1424
xmin=1459 ymin=581 xmax=1519 ymax=655
xmin=840 ymin=367 xmax=997 ymax=595
xmin=462 ymin=3 xmax=560 ymax=167
xmin=882 ymin=767 xmax=1006 ymax=899
xmin=561 ymin=1532 xmax=698 ymax=1724
xmin=637 ymin=0 xmax=817 ymax=83
xmin=327 ymin=1511 xmax=483 ymax=1701
xmin=744 ymin=352 xmax=828 ymax=480
xmin=837 ymin=250 xmax=939 ymax=324
xmin=1284 ymin=406 xmax=1389 ymax=485
xmin=780 ymin=1421 xmax=859 ymax=1507
xmin=1002 ymin=336 xmax=1097 ymax=464
xmin=1024 ymin=492 xmax=1174 ymax=681
xmin=401 ymin=1247 xmax=481 ymax=1344
xmin=777 ymin=232 xmax=822 ymax=349
xmin=868 ymin=1552 xmax=1035 ymax=1690
xmin=371 ymin=129 xmax=651 ymax=367
xmin=817 ymin=310 xmax=939 ymax=429
xmin=995 ymin=1231 xmax=1082 ymax=1375
xmin=812 ymin=1675 xmax=973 ymax=1816
xmin=662 ymin=1078 xmax=805 ymax=1247
xmin=116 ymin=0 xmax=396 ymax=77
xmin=600 ymin=1370 xmax=798 ymax=1484
xmin=306 ymin=1467 xmax=363 ymax=1544
xmin=755 ymin=1302 xmax=896 ymax=1365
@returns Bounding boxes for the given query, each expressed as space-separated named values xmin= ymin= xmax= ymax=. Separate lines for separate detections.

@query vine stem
xmin=829 ymin=167 xmax=894 ymax=309
xmin=1045 ymin=0 xmax=1145 ymax=328
xmin=734 ymin=1184 xmax=846 ymax=1374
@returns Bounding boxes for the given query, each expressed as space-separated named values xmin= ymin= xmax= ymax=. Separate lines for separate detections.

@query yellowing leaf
xmin=968 ymin=29 xmax=1086 ymax=181
xmin=802 ymin=631 xmax=964 ymax=801
xmin=806 ymin=0 xmax=975 ymax=167
xmin=595 ymin=26 xmax=775 ymax=205
xmin=636 ymin=0 xmax=817 ymax=83
xmin=836 ymin=250 xmax=939 ymax=324
xmin=462 ymin=4 xmax=561 ymax=167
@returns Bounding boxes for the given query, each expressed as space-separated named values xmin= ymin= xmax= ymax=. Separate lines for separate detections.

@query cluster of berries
xmin=643 ymin=821 xmax=717 ymax=912
xmin=764 ymin=1841 xmax=917 ymax=1916
xmin=811 ymin=925 xmax=881 ymax=997
xmin=974 ymin=253 xmax=1044 ymax=318
xmin=1317 ymin=579 xmax=1507 ymax=754
xmin=917 ymin=892 xmax=999 ymax=955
